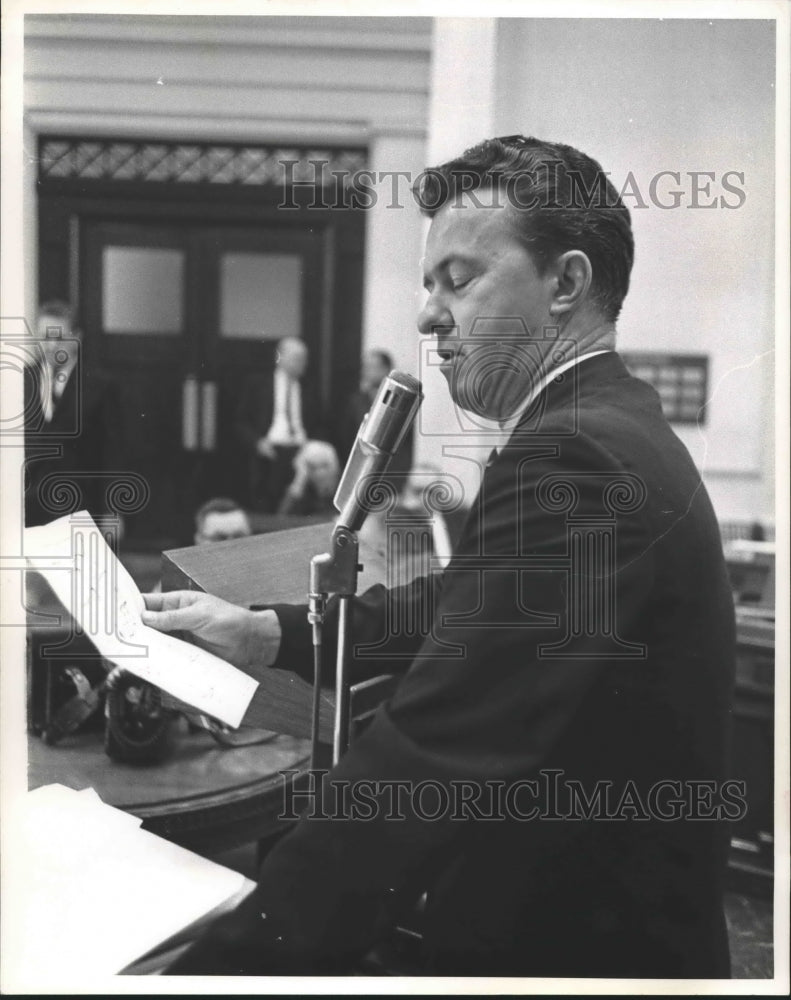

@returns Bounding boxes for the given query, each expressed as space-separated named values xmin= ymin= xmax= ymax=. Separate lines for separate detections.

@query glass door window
xmin=102 ymin=246 xmax=184 ymax=335
xmin=219 ymin=252 xmax=303 ymax=342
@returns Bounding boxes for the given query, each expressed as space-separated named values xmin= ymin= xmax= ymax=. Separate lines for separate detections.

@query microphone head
xmin=360 ymin=370 xmax=423 ymax=455
xmin=333 ymin=369 xmax=423 ymax=531
xmin=388 ymin=370 xmax=422 ymax=395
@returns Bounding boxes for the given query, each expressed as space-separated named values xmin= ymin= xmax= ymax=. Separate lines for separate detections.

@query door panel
xmin=83 ymin=221 xmax=195 ymax=545
xmin=196 ymin=225 xmax=325 ymax=510
xmin=81 ymin=216 xmax=328 ymax=545
xmin=102 ymin=245 xmax=185 ymax=335
xmin=84 ymin=222 xmax=193 ymax=367
xmin=218 ymin=252 xmax=302 ymax=341
xmin=199 ymin=225 xmax=322 ymax=366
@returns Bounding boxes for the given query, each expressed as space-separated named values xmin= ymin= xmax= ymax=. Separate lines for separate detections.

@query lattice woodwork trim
xmin=39 ymin=137 xmax=367 ymax=187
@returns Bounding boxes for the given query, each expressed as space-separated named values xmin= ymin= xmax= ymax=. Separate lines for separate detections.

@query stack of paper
xmin=10 ymin=784 xmax=254 ymax=982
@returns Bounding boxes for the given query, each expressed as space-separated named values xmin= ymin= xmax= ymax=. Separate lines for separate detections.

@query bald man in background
xmin=235 ymin=337 xmax=319 ymax=512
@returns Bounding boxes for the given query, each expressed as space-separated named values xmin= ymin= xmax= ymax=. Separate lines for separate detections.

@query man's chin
xmin=445 ymin=373 xmax=528 ymax=425
xmin=445 ymin=370 xmax=492 ymax=420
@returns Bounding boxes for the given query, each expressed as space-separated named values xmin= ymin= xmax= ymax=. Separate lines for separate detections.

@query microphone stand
xmin=308 ymin=525 xmax=360 ymax=769
xmin=305 ymin=370 xmax=422 ymax=770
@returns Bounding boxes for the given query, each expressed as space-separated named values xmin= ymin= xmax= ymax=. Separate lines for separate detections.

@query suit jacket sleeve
xmin=265 ymin=569 xmax=446 ymax=687
xmin=168 ymin=432 xmax=656 ymax=975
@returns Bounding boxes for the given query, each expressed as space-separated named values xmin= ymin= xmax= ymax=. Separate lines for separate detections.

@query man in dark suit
xmin=339 ymin=348 xmax=393 ymax=459
xmin=24 ymin=301 xmax=124 ymax=528
xmin=235 ymin=336 xmax=318 ymax=512
xmin=143 ymin=136 xmax=736 ymax=977
xmin=339 ymin=348 xmax=413 ymax=480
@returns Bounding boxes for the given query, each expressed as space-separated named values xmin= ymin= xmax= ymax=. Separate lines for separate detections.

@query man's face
xmin=278 ymin=339 xmax=308 ymax=379
xmin=305 ymin=453 xmax=338 ymax=495
xmin=418 ymin=193 xmax=557 ymax=421
xmin=195 ymin=510 xmax=251 ymax=545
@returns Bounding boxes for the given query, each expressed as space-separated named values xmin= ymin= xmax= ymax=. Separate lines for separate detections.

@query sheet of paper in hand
xmin=24 ymin=511 xmax=258 ymax=728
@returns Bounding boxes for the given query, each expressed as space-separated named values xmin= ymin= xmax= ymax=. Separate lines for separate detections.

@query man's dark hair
xmin=369 ymin=349 xmax=393 ymax=371
xmin=414 ymin=135 xmax=634 ymax=322
xmin=195 ymin=496 xmax=244 ymax=529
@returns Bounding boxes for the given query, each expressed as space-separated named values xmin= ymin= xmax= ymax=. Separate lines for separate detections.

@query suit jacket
xmin=24 ymin=360 xmax=124 ymax=527
xmin=171 ymin=352 xmax=735 ymax=977
xmin=235 ymin=370 xmax=320 ymax=453
xmin=338 ymin=388 xmax=371 ymax=461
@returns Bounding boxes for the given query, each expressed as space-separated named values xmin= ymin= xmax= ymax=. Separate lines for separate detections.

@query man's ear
xmin=548 ymin=250 xmax=593 ymax=318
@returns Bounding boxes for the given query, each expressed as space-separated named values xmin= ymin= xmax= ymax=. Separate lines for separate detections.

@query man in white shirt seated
xmin=235 ymin=337 xmax=316 ymax=512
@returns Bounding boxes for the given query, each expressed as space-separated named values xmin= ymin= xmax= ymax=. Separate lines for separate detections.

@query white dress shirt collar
xmin=268 ymin=367 xmax=306 ymax=446
xmin=494 ymin=349 xmax=613 ymax=453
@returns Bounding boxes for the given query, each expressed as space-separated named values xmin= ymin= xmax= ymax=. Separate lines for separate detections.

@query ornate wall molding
xmin=39 ymin=137 xmax=367 ymax=187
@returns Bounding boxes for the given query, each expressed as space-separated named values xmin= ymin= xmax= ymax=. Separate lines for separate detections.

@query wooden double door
xmin=38 ymin=187 xmax=365 ymax=547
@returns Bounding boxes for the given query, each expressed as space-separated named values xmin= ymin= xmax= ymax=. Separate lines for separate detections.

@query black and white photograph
xmin=0 ymin=0 xmax=788 ymax=993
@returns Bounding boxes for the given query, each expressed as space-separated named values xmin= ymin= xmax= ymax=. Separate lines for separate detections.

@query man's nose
xmin=417 ymin=294 xmax=453 ymax=336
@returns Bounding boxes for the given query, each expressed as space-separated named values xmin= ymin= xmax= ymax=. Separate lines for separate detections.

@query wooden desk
xmin=162 ymin=521 xmax=386 ymax=607
xmin=28 ymin=721 xmax=311 ymax=856
xmin=162 ymin=522 xmax=389 ymax=744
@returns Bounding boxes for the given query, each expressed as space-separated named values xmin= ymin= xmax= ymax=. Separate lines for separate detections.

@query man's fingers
xmin=141 ymin=609 xmax=180 ymax=633
xmin=141 ymin=604 xmax=201 ymax=633
xmin=142 ymin=590 xmax=198 ymax=612
xmin=141 ymin=591 xmax=205 ymax=632
xmin=141 ymin=591 xmax=166 ymax=611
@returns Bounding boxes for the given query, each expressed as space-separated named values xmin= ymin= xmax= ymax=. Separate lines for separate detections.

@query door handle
xmin=200 ymin=381 xmax=217 ymax=452
xmin=182 ymin=376 xmax=199 ymax=451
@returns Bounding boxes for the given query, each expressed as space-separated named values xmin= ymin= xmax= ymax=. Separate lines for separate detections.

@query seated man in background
xmin=340 ymin=348 xmax=413 ymax=480
xmin=235 ymin=337 xmax=316 ymax=513
xmin=339 ymin=348 xmax=393 ymax=459
xmin=277 ymin=440 xmax=340 ymax=518
xmin=194 ymin=496 xmax=253 ymax=545
xmin=143 ymin=498 xmax=252 ymax=596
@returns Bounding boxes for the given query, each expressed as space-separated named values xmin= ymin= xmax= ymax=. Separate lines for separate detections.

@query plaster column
xmin=413 ymin=18 xmax=500 ymax=506
xmin=361 ymin=129 xmax=427 ymax=374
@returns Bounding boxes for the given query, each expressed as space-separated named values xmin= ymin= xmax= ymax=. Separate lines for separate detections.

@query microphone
xmin=334 ymin=370 xmax=423 ymax=532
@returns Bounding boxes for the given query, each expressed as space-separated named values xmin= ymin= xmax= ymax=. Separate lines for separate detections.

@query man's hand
xmin=287 ymin=467 xmax=308 ymax=497
xmin=141 ymin=591 xmax=281 ymax=671
xmin=256 ymin=437 xmax=276 ymax=460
